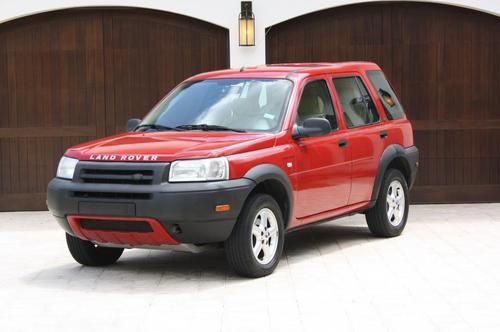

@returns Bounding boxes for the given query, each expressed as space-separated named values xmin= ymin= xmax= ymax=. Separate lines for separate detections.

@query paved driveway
xmin=1 ymin=204 xmax=500 ymax=332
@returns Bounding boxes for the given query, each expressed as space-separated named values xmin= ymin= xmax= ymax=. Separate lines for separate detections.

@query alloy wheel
xmin=251 ymin=208 xmax=279 ymax=265
xmin=386 ymin=180 xmax=405 ymax=226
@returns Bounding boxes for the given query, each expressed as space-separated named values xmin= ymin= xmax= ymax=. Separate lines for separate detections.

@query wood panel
xmin=104 ymin=10 xmax=229 ymax=134
xmin=0 ymin=8 xmax=229 ymax=211
xmin=0 ymin=11 xmax=105 ymax=211
xmin=266 ymin=2 xmax=500 ymax=203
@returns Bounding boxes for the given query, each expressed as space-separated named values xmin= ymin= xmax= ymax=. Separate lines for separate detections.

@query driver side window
xmin=296 ymin=80 xmax=337 ymax=130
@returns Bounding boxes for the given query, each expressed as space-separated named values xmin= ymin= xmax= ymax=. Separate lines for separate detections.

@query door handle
xmin=338 ymin=139 xmax=347 ymax=147
xmin=380 ymin=130 xmax=388 ymax=139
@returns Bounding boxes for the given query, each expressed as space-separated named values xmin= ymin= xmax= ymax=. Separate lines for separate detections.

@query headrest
xmin=298 ymin=94 xmax=324 ymax=118
xmin=231 ymin=83 xmax=261 ymax=115
xmin=231 ymin=97 xmax=260 ymax=116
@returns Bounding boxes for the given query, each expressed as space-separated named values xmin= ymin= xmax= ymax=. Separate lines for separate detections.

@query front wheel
xmin=225 ymin=194 xmax=284 ymax=278
xmin=365 ymin=169 xmax=409 ymax=237
xmin=66 ymin=233 xmax=124 ymax=266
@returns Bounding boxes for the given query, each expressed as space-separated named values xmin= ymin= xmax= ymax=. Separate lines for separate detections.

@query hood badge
xmin=89 ymin=154 xmax=158 ymax=161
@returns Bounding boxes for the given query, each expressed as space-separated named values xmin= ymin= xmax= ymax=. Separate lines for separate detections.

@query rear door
xmin=331 ymin=74 xmax=386 ymax=205
xmin=292 ymin=77 xmax=351 ymax=219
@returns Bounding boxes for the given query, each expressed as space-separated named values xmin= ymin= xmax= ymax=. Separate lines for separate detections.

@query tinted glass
xmin=366 ymin=70 xmax=405 ymax=120
xmin=141 ymin=79 xmax=292 ymax=132
xmin=296 ymin=80 xmax=337 ymax=129
xmin=333 ymin=77 xmax=379 ymax=128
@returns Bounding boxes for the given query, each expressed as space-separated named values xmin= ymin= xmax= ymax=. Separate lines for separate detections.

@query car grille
xmin=79 ymin=169 xmax=154 ymax=185
xmin=76 ymin=161 xmax=168 ymax=186
xmin=72 ymin=161 xmax=168 ymax=200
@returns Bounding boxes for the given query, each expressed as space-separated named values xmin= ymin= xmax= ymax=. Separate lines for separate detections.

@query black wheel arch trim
xmin=369 ymin=144 xmax=419 ymax=208
xmin=243 ymin=164 xmax=294 ymax=228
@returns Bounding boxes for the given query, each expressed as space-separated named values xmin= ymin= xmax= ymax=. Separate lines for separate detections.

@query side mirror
xmin=292 ymin=118 xmax=331 ymax=139
xmin=127 ymin=118 xmax=141 ymax=132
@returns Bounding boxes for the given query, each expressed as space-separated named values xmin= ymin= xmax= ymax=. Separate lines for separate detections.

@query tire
xmin=225 ymin=193 xmax=285 ymax=278
xmin=365 ymin=169 xmax=409 ymax=237
xmin=66 ymin=233 xmax=124 ymax=266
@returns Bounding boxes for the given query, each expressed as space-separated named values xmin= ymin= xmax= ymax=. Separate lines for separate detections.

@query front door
xmin=292 ymin=78 xmax=351 ymax=219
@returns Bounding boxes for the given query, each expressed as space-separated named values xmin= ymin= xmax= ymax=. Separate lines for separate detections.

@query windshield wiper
xmin=134 ymin=124 xmax=181 ymax=132
xmin=175 ymin=124 xmax=246 ymax=133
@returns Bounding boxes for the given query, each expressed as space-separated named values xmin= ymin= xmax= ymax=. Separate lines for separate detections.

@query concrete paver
xmin=1 ymin=204 xmax=500 ymax=331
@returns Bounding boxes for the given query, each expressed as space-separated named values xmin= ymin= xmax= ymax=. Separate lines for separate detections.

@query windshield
xmin=140 ymin=78 xmax=293 ymax=133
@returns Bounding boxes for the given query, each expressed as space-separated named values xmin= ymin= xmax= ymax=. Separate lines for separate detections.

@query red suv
xmin=48 ymin=62 xmax=418 ymax=278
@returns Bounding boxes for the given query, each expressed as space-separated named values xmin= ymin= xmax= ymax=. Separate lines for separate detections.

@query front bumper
xmin=47 ymin=177 xmax=255 ymax=245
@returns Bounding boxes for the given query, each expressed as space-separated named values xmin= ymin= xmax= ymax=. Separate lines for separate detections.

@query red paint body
xmin=63 ymin=62 xmax=415 ymax=238
xmin=67 ymin=215 xmax=179 ymax=246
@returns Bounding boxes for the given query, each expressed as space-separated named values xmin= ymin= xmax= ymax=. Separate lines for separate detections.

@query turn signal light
xmin=215 ymin=204 xmax=231 ymax=212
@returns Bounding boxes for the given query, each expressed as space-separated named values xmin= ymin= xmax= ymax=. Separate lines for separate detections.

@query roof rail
xmin=286 ymin=68 xmax=303 ymax=79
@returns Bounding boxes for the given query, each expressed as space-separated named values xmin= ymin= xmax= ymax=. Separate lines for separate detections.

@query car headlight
xmin=56 ymin=156 xmax=78 ymax=180
xmin=169 ymin=157 xmax=229 ymax=182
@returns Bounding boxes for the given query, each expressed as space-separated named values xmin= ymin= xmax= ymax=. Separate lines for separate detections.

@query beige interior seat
xmin=229 ymin=85 xmax=271 ymax=130
xmin=335 ymin=79 xmax=368 ymax=127
xmin=297 ymin=93 xmax=325 ymax=125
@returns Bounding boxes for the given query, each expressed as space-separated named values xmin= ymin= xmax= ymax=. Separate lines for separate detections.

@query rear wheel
xmin=66 ymin=233 xmax=123 ymax=266
xmin=225 ymin=194 xmax=284 ymax=278
xmin=365 ymin=169 xmax=409 ymax=237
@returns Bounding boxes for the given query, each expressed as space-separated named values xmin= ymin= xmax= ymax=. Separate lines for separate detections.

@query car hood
xmin=65 ymin=131 xmax=276 ymax=162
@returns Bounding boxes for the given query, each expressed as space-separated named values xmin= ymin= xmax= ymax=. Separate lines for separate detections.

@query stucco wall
xmin=1 ymin=0 xmax=499 ymax=67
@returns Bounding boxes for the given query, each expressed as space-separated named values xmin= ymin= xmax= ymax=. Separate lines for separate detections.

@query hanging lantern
xmin=239 ymin=1 xmax=255 ymax=46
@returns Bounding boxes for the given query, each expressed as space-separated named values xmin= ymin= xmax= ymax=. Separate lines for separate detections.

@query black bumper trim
xmin=47 ymin=177 xmax=255 ymax=244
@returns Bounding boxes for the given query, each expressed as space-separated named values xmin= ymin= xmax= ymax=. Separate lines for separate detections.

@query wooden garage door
xmin=266 ymin=2 xmax=500 ymax=203
xmin=0 ymin=9 xmax=228 ymax=211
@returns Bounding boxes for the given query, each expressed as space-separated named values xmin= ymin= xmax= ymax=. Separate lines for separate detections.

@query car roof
xmin=188 ymin=62 xmax=381 ymax=81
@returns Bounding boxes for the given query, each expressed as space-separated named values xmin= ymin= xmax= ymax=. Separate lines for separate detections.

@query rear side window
xmin=332 ymin=76 xmax=379 ymax=128
xmin=366 ymin=70 xmax=405 ymax=120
